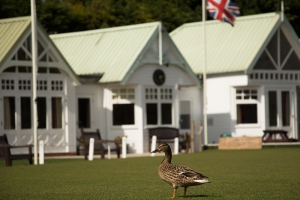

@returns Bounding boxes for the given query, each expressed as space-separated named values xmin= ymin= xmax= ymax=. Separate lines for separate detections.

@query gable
xmin=0 ymin=16 xmax=80 ymax=85
xmin=9 ymin=33 xmax=57 ymax=63
xmin=51 ymin=22 xmax=200 ymax=86
xmin=0 ymin=17 xmax=31 ymax=69
xmin=171 ymin=12 xmax=300 ymax=77
xmin=51 ymin=22 xmax=159 ymax=83
xmin=121 ymin=23 xmax=200 ymax=86
xmin=141 ymin=28 xmax=182 ymax=63
xmin=253 ymin=28 xmax=300 ymax=71
xmin=170 ymin=13 xmax=282 ymax=76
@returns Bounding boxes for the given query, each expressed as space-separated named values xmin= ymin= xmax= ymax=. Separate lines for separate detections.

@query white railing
xmin=249 ymin=72 xmax=300 ymax=82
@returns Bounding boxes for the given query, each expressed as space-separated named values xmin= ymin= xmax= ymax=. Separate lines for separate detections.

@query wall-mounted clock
xmin=153 ymin=69 xmax=165 ymax=86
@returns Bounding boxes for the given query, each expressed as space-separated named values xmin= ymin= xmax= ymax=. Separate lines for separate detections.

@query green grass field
xmin=1 ymin=148 xmax=300 ymax=199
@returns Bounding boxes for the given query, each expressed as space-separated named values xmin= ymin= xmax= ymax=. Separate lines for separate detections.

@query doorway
xmin=266 ymin=89 xmax=296 ymax=138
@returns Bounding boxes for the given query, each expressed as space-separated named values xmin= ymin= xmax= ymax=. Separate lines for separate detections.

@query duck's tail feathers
xmin=194 ymin=179 xmax=211 ymax=184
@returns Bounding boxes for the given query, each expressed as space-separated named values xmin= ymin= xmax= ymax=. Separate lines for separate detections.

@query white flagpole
xmin=159 ymin=22 xmax=163 ymax=65
xmin=31 ymin=0 xmax=38 ymax=165
xmin=281 ymin=0 xmax=284 ymax=21
xmin=202 ymin=0 xmax=208 ymax=146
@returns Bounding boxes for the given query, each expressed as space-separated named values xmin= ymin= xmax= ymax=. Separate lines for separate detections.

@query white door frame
xmin=265 ymin=86 xmax=297 ymax=139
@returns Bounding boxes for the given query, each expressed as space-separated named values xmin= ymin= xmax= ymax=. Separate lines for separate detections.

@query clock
xmin=153 ymin=69 xmax=165 ymax=86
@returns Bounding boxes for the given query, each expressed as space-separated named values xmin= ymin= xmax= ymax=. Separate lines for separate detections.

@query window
xmin=1 ymin=79 xmax=14 ymax=90
xmin=236 ymin=89 xmax=258 ymax=124
xmin=146 ymin=103 xmax=157 ymax=124
xmin=113 ymin=104 xmax=134 ymax=125
xmin=111 ymin=88 xmax=135 ymax=126
xmin=160 ymin=88 xmax=172 ymax=100
xmin=19 ymin=80 xmax=31 ymax=90
xmin=161 ymin=103 xmax=172 ymax=124
xmin=282 ymin=91 xmax=290 ymax=126
xmin=237 ymin=104 xmax=257 ymax=124
xmin=21 ymin=97 xmax=31 ymax=129
xmin=3 ymin=97 xmax=16 ymax=129
xmin=3 ymin=67 xmax=16 ymax=72
xmin=268 ymin=91 xmax=277 ymax=126
xmin=18 ymin=66 xmax=32 ymax=73
xmin=145 ymin=87 xmax=173 ymax=125
xmin=51 ymin=81 xmax=63 ymax=91
xmin=37 ymin=80 xmax=47 ymax=90
xmin=112 ymin=88 xmax=135 ymax=100
xmin=52 ymin=97 xmax=62 ymax=128
xmin=268 ymin=90 xmax=291 ymax=127
xmin=38 ymin=67 xmax=47 ymax=73
xmin=78 ymin=98 xmax=91 ymax=128
xmin=37 ymin=97 xmax=47 ymax=129
xmin=49 ymin=68 xmax=61 ymax=74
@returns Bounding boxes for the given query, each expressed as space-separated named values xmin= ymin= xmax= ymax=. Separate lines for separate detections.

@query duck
xmin=151 ymin=143 xmax=210 ymax=198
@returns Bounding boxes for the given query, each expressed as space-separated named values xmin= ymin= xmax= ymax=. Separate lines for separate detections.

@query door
xmin=77 ymin=95 xmax=94 ymax=136
xmin=266 ymin=89 xmax=296 ymax=138
xmin=179 ymin=100 xmax=191 ymax=131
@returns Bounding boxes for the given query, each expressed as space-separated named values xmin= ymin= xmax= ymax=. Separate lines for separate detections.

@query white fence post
xmin=151 ymin=135 xmax=157 ymax=157
xmin=39 ymin=140 xmax=44 ymax=165
xmin=108 ymin=145 xmax=111 ymax=159
xmin=122 ymin=137 xmax=127 ymax=159
xmin=174 ymin=137 xmax=179 ymax=155
xmin=88 ymin=138 xmax=94 ymax=161
xmin=198 ymin=121 xmax=203 ymax=152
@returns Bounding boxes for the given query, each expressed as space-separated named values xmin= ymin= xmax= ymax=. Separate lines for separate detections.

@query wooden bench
xmin=148 ymin=127 xmax=181 ymax=152
xmin=81 ymin=128 xmax=120 ymax=159
xmin=0 ymin=134 xmax=33 ymax=167
xmin=262 ymin=129 xmax=296 ymax=142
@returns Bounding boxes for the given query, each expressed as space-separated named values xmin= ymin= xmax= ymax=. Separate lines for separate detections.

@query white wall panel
xmin=206 ymin=75 xmax=248 ymax=143
xmin=127 ymin=64 xmax=194 ymax=86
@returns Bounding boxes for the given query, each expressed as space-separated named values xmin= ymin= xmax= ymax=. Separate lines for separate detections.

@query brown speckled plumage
xmin=151 ymin=143 xmax=210 ymax=198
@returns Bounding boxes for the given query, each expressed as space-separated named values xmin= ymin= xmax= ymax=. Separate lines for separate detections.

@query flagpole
xmin=281 ymin=0 xmax=284 ymax=21
xmin=159 ymin=22 xmax=163 ymax=65
xmin=31 ymin=0 xmax=38 ymax=165
xmin=202 ymin=0 xmax=208 ymax=146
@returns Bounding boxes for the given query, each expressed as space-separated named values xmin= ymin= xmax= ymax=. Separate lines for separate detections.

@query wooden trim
xmin=44 ymin=152 xmax=77 ymax=157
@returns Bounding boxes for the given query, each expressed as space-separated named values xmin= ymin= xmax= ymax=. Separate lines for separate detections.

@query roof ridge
xmin=0 ymin=16 xmax=31 ymax=23
xmin=50 ymin=21 xmax=161 ymax=38
xmin=170 ymin=12 xmax=279 ymax=36
xmin=172 ymin=12 xmax=278 ymax=29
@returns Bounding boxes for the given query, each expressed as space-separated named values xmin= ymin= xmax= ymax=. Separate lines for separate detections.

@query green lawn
xmin=1 ymin=148 xmax=300 ymax=199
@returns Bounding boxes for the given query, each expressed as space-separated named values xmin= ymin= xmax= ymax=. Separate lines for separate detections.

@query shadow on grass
xmin=182 ymin=194 xmax=221 ymax=198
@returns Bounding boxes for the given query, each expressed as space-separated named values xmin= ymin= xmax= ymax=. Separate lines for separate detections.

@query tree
xmin=0 ymin=0 xmax=299 ymax=36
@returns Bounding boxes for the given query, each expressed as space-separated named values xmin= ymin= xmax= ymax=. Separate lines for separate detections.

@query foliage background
xmin=0 ymin=0 xmax=300 ymax=36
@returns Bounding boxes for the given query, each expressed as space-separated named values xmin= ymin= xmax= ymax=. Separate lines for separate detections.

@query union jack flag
xmin=207 ymin=0 xmax=240 ymax=26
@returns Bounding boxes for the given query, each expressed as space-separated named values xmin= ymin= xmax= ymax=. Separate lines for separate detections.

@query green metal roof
xmin=0 ymin=16 xmax=31 ymax=69
xmin=50 ymin=22 xmax=161 ymax=83
xmin=0 ymin=16 xmax=80 ymax=85
xmin=170 ymin=12 xmax=283 ymax=75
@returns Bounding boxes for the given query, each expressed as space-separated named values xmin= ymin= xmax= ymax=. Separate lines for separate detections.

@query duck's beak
xmin=151 ymin=149 xmax=158 ymax=153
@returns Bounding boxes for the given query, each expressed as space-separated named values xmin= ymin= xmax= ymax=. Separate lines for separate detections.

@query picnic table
xmin=262 ymin=129 xmax=290 ymax=142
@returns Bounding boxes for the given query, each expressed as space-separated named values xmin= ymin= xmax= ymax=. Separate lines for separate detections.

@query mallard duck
xmin=151 ymin=143 xmax=210 ymax=198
